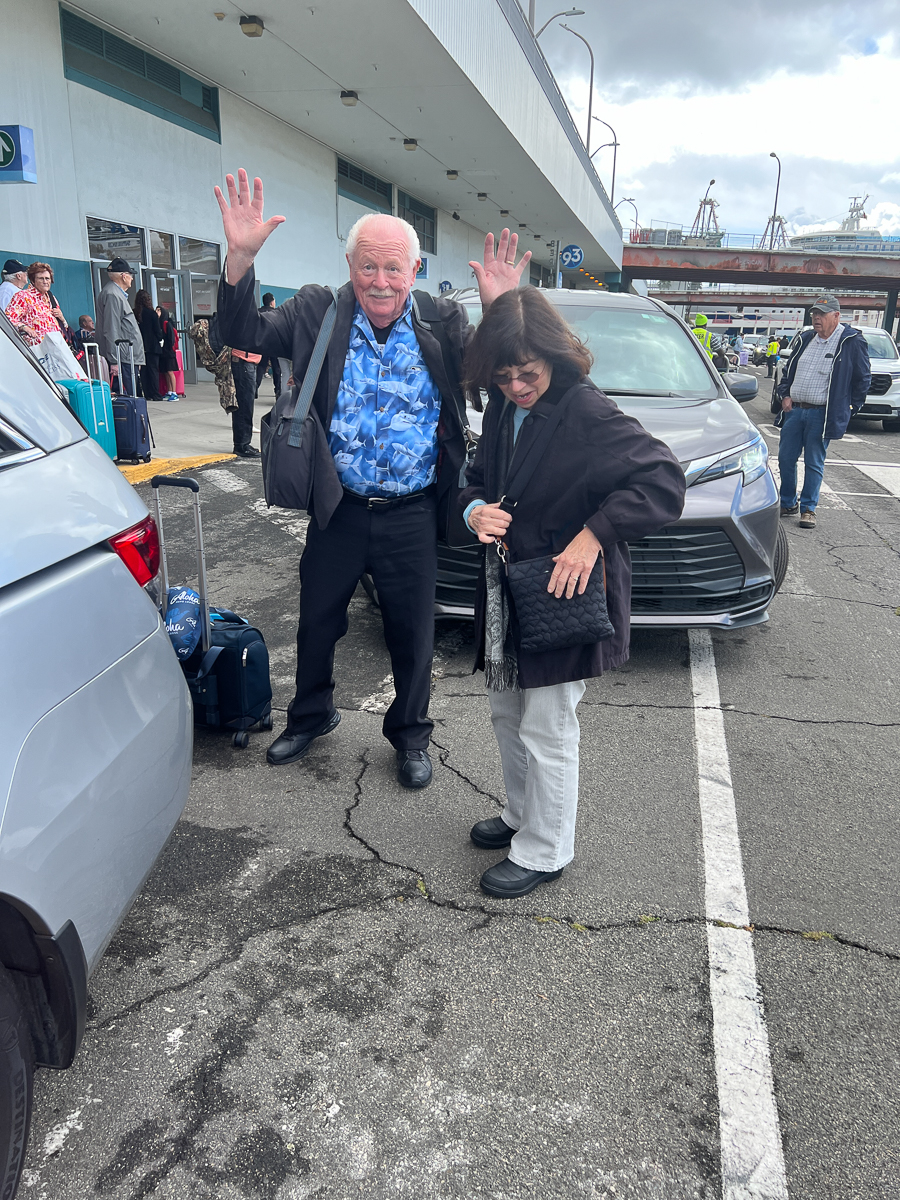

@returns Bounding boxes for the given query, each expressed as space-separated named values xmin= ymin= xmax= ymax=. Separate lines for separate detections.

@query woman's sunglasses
xmin=492 ymin=368 xmax=543 ymax=387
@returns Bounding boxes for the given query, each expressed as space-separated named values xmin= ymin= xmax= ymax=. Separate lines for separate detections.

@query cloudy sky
xmin=535 ymin=0 xmax=900 ymax=237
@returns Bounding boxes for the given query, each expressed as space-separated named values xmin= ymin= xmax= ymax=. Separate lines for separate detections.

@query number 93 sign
xmin=560 ymin=244 xmax=584 ymax=269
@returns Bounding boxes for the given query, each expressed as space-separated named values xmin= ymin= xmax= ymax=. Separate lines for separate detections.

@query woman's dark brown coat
xmin=459 ymin=378 xmax=686 ymax=688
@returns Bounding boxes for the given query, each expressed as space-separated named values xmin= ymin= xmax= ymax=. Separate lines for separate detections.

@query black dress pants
xmin=140 ymin=355 xmax=162 ymax=400
xmin=287 ymin=492 xmax=438 ymax=749
xmin=256 ymin=355 xmax=282 ymax=396
xmin=231 ymin=357 xmax=257 ymax=449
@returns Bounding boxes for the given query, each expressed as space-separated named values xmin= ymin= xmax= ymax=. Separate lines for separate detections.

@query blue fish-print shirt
xmin=329 ymin=297 xmax=441 ymax=497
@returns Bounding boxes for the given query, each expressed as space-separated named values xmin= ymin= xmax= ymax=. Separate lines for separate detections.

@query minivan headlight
xmin=692 ymin=436 xmax=768 ymax=487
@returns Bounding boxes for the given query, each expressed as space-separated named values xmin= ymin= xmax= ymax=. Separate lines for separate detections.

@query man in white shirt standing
xmin=0 ymin=259 xmax=27 ymax=315
xmin=775 ymin=294 xmax=871 ymax=529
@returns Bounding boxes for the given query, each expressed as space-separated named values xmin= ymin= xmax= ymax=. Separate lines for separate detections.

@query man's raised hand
xmin=214 ymin=168 xmax=286 ymax=284
xmin=469 ymin=229 xmax=532 ymax=308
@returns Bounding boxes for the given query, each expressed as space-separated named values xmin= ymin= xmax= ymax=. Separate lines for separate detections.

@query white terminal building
xmin=2 ymin=0 xmax=623 ymax=384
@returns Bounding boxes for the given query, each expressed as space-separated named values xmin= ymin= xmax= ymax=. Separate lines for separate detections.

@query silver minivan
xmin=0 ymin=313 xmax=192 ymax=1196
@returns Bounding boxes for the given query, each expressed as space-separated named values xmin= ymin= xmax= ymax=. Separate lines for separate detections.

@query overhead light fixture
xmin=519 ymin=223 xmax=528 ymax=230
xmin=534 ymin=234 xmax=542 ymax=240
xmin=403 ymin=138 xmax=418 ymax=151
xmin=477 ymin=192 xmax=487 ymax=201
xmin=341 ymin=90 xmax=358 ymax=107
xmin=239 ymin=14 xmax=264 ymax=36
xmin=500 ymin=209 xmax=509 ymax=216
xmin=446 ymin=169 xmax=459 ymax=180
xmin=214 ymin=11 xmax=225 ymax=19
xmin=452 ymin=211 xmax=460 ymax=221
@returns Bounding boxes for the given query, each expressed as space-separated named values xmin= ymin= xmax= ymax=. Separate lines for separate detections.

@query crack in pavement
xmin=778 ymin=588 xmax=897 ymax=609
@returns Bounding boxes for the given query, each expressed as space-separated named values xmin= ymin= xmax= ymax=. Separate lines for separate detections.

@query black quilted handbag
xmin=506 ymin=550 xmax=614 ymax=653
xmin=496 ymin=388 xmax=615 ymax=654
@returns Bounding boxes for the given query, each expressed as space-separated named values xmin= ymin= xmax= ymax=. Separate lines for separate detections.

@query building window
xmin=87 ymin=216 xmax=145 ymax=266
xmin=397 ymin=191 xmax=436 ymax=254
xmin=178 ymin=237 xmax=221 ymax=275
xmin=337 ymin=158 xmax=392 ymax=214
xmin=60 ymin=6 xmax=220 ymax=143
xmin=149 ymin=231 xmax=174 ymax=268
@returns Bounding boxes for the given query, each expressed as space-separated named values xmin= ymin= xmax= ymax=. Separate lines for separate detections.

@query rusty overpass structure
xmin=622 ymin=244 xmax=900 ymax=329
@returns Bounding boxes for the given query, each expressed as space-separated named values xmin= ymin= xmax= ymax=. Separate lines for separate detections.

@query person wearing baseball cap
xmin=774 ymin=294 xmax=871 ymax=528
xmin=95 ymin=257 xmax=145 ymax=395
xmin=0 ymin=259 xmax=28 ymax=316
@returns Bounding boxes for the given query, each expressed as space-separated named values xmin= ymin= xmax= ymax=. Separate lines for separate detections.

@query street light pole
xmin=561 ymin=24 xmax=594 ymax=155
xmin=592 ymin=117 xmax=618 ymax=204
xmin=769 ymin=152 xmax=782 ymax=251
xmin=614 ymin=197 xmax=639 ymax=232
xmin=534 ymin=7 xmax=585 ymax=38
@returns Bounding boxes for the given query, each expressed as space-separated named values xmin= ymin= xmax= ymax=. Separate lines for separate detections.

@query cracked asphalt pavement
xmin=21 ymin=376 xmax=900 ymax=1199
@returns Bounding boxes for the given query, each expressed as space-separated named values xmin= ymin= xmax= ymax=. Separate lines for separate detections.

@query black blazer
xmin=459 ymin=379 xmax=686 ymax=687
xmin=137 ymin=306 xmax=163 ymax=357
xmin=216 ymin=267 xmax=473 ymax=528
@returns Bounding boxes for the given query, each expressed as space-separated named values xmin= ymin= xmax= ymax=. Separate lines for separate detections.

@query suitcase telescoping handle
xmin=115 ymin=337 xmax=136 ymax=396
xmin=150 ymin=475 xmax=211 ymax=652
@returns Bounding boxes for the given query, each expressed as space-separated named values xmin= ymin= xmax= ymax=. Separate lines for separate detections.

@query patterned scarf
xmin=483 ymin=403 xmax=519 ymax=692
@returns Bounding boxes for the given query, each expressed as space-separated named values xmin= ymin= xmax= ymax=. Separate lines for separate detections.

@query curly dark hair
xmin=464 ymin=287 xmax=592 ymax=409
xmin=133 ymin=289 xmax=154 ymax=319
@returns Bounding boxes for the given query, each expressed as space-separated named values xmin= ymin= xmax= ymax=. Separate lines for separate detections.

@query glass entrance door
xmin=144 ymin=268 xmax=198 ymax=383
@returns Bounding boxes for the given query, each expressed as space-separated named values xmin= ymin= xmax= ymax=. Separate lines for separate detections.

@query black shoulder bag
xmin=498 ymin=394 xmax=615 ymax=653
xmin=259 ymin=287 xmax=339 ymax=513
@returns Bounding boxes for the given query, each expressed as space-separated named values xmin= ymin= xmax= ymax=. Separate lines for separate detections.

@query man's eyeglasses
xmin=492 ymin=368 xmax=543 ymax=387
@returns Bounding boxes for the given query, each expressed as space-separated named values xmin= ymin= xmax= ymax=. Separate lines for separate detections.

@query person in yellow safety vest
xmin=692 ymin=313 xmax=716 ymax=359
xmin=766 ymin=336 xmax=780 ymax=378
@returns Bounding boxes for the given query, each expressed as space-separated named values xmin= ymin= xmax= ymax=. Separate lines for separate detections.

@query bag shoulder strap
xmin=287 ymin=287 xmax=337 ymax=448
xmin=412 ymin=289 xmax=468 ymax=430
xmin=500 ymin=389 xmax=575 ymax=509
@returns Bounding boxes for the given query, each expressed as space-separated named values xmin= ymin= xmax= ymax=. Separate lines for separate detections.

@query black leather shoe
xmin=480 ymin=857 xmax=563 ymax=899
xmin=266 ymin=710 xmax=340 ymax=765
xmin=396 ymin=749 xmax=432 ymax=789
xmin=470 ymin=816 xmax=516 ymax=849
xmin=233 ymin=444 xmax=260 ymax=458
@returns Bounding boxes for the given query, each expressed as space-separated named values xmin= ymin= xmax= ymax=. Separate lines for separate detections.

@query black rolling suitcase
xmin=113 ymin=340 xmax=154 ymax=463
xmin=151 ymin=474 xmax=273 ymax=748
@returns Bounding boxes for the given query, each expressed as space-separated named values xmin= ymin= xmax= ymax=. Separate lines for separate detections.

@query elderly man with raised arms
xmin=215 ymin=169 xmax=529 ymax=787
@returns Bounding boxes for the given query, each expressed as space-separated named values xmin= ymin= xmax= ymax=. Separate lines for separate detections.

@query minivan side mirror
xmin=724 ymin=372 xmax=759 ymax=403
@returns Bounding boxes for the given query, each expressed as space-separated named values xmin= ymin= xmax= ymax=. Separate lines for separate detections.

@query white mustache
xmin=367 ymin=289 xmax=393 ymax=298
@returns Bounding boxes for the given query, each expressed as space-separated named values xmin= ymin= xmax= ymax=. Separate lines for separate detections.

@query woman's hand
xmin=549 ymin=527 xmax=601 ymax=598
xmin=468 ymin=501 xmax=513 ymax=545
xmin=214 ymin=168 xmax=286 ymax=285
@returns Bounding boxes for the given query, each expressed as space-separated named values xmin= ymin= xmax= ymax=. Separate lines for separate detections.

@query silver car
xmin=782 ymin=325 xmax=900 ymax=430
xmin=433 ymin=289 xmax=788 ymax=629
xmin=0 ymin=314 xmax=192 ymax=1197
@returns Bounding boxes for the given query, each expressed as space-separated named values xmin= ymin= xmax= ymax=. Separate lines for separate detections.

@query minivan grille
xmin=629 ymin=526 xmax=767 ymax=615
xmin=868 ymin=374 xmax=892 ymax=396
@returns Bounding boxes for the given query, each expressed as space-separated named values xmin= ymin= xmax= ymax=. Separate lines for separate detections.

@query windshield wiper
xmin=603 ymin=389 xmax=681 ymax=397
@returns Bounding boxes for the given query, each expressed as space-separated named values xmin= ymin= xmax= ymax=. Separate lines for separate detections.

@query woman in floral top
xmin=6 ymin=262 xmax=68 ymax=347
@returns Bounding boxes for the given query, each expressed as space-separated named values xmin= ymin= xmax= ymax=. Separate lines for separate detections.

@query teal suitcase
xmin=57 ymin=377 xmax=117 ymax=460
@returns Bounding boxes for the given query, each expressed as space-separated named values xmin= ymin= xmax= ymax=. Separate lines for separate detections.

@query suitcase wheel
xmin=233 ymin=731 xmax=250 ymax=749
xmin=143 ymin=454 xmax=152 ymax=463
xmin=261 ymin=712 xmax=274 ymax=731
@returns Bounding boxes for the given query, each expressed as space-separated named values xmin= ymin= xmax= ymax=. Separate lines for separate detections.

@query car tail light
xmin=108 ymin=515 xmax=160 ymax=587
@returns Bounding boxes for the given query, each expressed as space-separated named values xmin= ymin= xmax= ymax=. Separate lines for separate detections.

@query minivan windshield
xmin=554 ymin=306 xmax=718 ymax=399
xmin=862 ymin=329 xmax=898 ymax=360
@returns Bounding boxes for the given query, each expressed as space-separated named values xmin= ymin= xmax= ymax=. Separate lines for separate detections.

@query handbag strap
xmin=499 ymin=389 xmax=574 ymax=511
xmin=287 ymin=286 xmax=337 ymax=448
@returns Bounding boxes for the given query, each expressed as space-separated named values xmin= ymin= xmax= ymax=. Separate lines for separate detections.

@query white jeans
xmin=487 ymin=680 xmax=586 ymax=871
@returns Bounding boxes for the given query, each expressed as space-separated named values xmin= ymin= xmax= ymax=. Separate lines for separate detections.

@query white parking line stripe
xmin=689 ymin=629 xmax=788 ymax=1200
xmin=844 ymin=464 xmax=900 ymax=499
xmin=202 ymin=468 xmax=250 ymax=493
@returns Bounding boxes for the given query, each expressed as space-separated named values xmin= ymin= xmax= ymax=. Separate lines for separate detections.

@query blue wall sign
xmin=0 ymin=126 xmax=36 ymax=184
xmin=439 ymin=280 xmax=453 ymax=294
xmin=416 ymin=257 xmax=429 ymax=279
xmin=560 ymin=243 xmax=584 ymax=269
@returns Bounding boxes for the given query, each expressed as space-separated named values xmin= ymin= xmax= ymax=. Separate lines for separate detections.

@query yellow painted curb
xmin=118 ymin=453 xmax=237 ymax=486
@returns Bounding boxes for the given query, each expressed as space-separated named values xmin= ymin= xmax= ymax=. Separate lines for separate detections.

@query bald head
xmin=346 ymin=214 xmax=421 ymax=328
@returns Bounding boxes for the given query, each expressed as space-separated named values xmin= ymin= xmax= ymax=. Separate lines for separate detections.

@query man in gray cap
xmin=774 ymin=294 xmax=870 ymax=528
xmin=95 ymin=257 xmax=145 ymax=395
xmin=0 ymin=259 xmax=28 ymax=315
